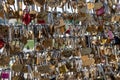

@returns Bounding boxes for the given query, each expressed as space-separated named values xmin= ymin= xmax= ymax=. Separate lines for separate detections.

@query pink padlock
xmin=107 ymin=30 xmax=114 ymax=40
xmin=1 ymin=72 xmax=9 ymax=79
xmin=96 ymin=7 xmax=105 ymax=16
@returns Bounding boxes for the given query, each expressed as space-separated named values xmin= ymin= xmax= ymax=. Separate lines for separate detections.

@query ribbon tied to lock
xmin=0 ymin=39 xmax=5 ymax=49
xmin=22 ymin=8 xmax=31 ymax=26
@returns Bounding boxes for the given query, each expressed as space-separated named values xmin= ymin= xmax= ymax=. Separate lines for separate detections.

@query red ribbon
xmin=0 ymin=39 xmax=5 ymax=49
xmin=65 ymin=29 xmax=70 ymax=34
xmin=37 ymin=20 xmax=45 ymax=24
xmin=22 ymin=13 xmax=31 ymax=25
